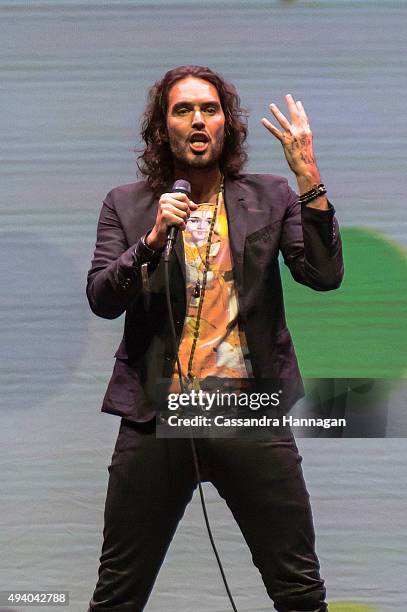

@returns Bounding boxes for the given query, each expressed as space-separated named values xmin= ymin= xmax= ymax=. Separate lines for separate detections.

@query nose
xmin=192 ymin=110 xmax=205 ymax=129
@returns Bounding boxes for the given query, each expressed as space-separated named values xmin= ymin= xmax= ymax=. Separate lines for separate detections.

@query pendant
xmin=192 ymin=377 xmax=201 ymax=391
xmin=192 ymin=279 xmax=201 ymax=298
xmin=183 ymin=375 xmax=200 ymax=392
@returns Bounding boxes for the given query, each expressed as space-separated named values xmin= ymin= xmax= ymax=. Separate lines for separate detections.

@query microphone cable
xmin=163 ymin=258 xmax=238 ymax=612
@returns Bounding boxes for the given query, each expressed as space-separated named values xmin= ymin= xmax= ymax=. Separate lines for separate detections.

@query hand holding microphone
xmin=145 ymin=180 xmax=195 ymax=261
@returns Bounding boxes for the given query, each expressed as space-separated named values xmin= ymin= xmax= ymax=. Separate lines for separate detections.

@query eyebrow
xmin=171 ymin=101 xmax=221 ymax=111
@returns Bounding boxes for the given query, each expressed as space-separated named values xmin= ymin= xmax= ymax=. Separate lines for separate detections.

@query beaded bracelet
xmin=299 ymin=183 xmax=327 ymax=205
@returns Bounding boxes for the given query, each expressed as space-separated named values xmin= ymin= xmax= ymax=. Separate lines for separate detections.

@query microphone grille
xmin=172 ymin=179 xmax=191 ymax=196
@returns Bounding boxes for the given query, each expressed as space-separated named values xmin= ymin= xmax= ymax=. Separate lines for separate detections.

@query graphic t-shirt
xmin=172 ymin=189 xmax=250 ymax=390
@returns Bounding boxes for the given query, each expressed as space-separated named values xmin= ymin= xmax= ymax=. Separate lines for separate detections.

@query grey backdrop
xmin=1 ymin=1 xmax=406 ymax=611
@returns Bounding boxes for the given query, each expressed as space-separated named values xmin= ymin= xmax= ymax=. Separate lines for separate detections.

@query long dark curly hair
xmin=137 ymin=65 xmax=248 ymax=196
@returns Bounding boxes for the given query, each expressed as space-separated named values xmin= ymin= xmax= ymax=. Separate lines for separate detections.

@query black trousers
xmin=88 ymin=418 xmax=327 ymax=612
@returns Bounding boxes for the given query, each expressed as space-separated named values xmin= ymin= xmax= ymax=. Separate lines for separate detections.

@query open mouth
xmin=189 ymin=132 xmax=209 ymax=153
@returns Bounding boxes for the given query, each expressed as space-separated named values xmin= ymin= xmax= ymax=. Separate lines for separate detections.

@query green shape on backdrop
xmin=281 ymin=227 xmax=407 ymax=378
xmin=329 ymin=603 xmax=377 ymax=612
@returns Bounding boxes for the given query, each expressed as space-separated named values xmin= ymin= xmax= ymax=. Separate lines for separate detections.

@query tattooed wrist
xmin=299 ymin=152 xmax=315 ymax=165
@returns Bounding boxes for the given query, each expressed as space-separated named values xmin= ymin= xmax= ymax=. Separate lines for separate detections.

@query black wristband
xmin=140 ymin=232 xmax=159 ymax=255
xmin=133 ymin=232 xmax=164 ymax=267
xmin=299 ymin=183 xmax=327 ymax=205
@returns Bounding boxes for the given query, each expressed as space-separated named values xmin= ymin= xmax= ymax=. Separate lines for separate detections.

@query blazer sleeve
xmin=86 ymin=191 xmax=161 ymax=319
xmin=279 ymin=181 xmax=344 ymax=291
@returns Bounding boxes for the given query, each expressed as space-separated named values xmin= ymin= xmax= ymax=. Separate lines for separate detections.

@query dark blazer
xmin=87 ymin=173 xmax=344 ymax=421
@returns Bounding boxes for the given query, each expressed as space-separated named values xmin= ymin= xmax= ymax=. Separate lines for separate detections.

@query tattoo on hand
xmin=300 ymin=152 xmax=315 ymax=165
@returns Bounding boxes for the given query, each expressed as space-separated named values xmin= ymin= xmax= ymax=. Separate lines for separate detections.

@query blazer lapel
xmin=224 ymin=175 xmax=248 ymax=299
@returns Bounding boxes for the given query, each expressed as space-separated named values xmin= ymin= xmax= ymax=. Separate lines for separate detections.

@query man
xmin=87 ymin=65 xmax=343 ymax=612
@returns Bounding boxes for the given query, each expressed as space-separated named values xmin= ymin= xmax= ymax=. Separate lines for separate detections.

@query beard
xmin=168 ymin=134 xmax=224 ymax=170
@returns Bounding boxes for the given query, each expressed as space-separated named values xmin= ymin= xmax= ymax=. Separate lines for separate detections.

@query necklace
xmin=190 ymin=224 xmax=216 ymax=299
xmin=185 ymin=178 xmax=223 ymax=389
xmin=192 ymin=278 xmax=202 ymax=299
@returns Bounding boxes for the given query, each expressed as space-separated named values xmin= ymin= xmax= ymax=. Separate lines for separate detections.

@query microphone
xmin=163 ymin=179 xmax=192 ymax=262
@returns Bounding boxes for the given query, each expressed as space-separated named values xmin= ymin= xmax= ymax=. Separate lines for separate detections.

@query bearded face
xmin=166 ymin=76 xmax=225 ymax=171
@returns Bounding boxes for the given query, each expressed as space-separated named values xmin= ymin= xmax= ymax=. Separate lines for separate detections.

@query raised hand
xmin=261 ymin=94 xmax=319 ymax=176
xmin=261 ymin=94 xmax=328 ymax=208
